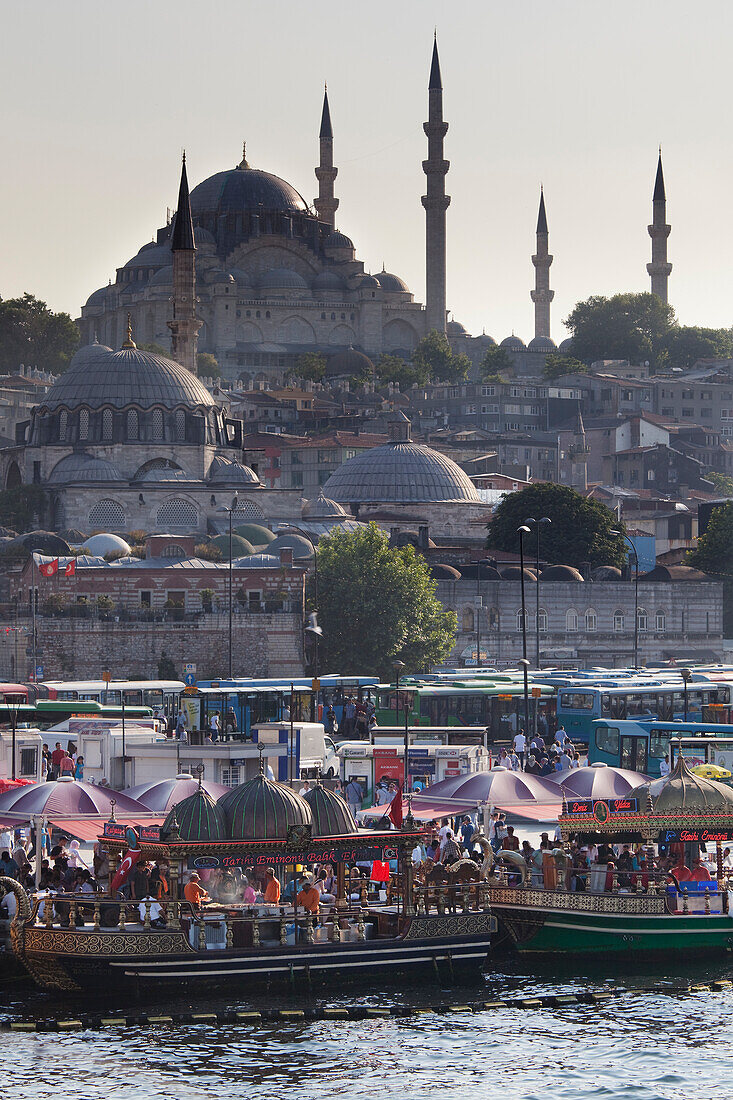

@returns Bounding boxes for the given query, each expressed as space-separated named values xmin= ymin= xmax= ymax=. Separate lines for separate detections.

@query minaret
xmin=530 ymin=187 xmax=554 ymax=340
xmin=314 ymin=85 xmax=338 ymax=229
xmin=647 ymin=151 xmax=672 ymax=303
xmin=168 ymin=152 xmax=201 ymax=374
xmin=422 ymin=36 xmax=450 ymax=334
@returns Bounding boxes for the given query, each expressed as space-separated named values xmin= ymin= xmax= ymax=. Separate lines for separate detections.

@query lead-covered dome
xmin=162 ymin=787 xmax=228 ymax=842
xmin=218 ymin=774 xmax=312 ymax=839
xmin=40 ymin=344 xmax=216 ymax=412
xmin=190 ymin=164 xmax=308 ymax=219
xmin=322 ymin=440 xmax=481 ymax=505
xmin=48 ymin=453 xmax=125 ymax=485
xmin=303 ymin=784 xmax=357 ymax=836
xmin=636 ymin=755 xmax=733 ymax=813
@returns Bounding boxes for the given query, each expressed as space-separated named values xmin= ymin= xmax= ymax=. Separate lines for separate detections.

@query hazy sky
xmin=3 ymin=1 xmax=733 ymax=343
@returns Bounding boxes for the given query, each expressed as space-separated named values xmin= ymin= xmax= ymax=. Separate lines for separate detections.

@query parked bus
xmin=0 ymin=683 xmax=30 ymax=705
xmin=588 ymin=718 xmax=733 ymax=777
xmin=556 ymin=679 xmax=731 ymax=742
xmin=42 ymin=679 xmax=185 ymax=717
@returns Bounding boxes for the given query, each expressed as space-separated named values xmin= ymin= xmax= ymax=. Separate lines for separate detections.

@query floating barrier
xmin=0 ymin=983 xmax=728 ymax=1031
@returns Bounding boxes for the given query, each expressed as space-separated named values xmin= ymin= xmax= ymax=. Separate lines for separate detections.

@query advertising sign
xmin=192 ymin=844 xmax=400 ymax=869
xmin=566 ymin=798 xmax=639 ymax=816
xmin=373 ymin=747 xmax=402 ymax=786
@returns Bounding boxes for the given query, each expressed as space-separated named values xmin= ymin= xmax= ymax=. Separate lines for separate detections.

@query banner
xmin=38 ymin=559 xmax=59 ymax=578
xmin=192 ymin=844 xmax=400 ymax=869
xmin=373 ymin=748 xmax=402 ymax=786
xmin=64 ymin=560 xmax=76 ymax=577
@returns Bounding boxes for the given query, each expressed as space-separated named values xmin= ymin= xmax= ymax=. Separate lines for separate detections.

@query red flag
xmin=38 ymin=559 xmax=59 ymax=578
xmin=110 ymin=848 xmax=141 ymax=893
xmin=386 ymin=783 xmax=403 ymax=828
xmin=64 ymin=560 xmax=76 ymax=577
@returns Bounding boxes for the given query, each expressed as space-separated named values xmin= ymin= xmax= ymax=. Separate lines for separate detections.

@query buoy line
xmin=1 ymin=981 xmax=730 ymax=1031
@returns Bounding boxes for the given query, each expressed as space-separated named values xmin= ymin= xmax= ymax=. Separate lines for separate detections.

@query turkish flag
xmin=387 ymin=783 xmax=403 ymax=828
xmin=38 ymin=559 xmax=59 ymax=578
xmin=64 ymin=560 xmax=76 ymax=577
xmin=110 ymin=848 xmax=141 ymax=893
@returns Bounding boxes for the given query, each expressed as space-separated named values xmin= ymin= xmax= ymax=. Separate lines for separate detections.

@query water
xmin=3 ymin=955 xmax=733 ymax=1100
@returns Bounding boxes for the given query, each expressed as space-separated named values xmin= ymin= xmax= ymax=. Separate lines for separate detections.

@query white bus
xmin=42 ymin=679 xmax=185 ymax=719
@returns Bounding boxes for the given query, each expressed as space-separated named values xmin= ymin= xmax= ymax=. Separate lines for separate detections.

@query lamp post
xmin=611 ymin=529 xmax=638 ymax=669
xmin=278 ymin=524 xmax=319 ymax=688
xmin=681 ymin=667 xmax=692 ymax=722
xmin=8 ymin=694 xmax=19 ymax=782
xmin=524 ymin=517 xmax=551 ymax=669
xmin=476 ymin=558 xmax=482 ymax=668
xmin=217 ymin=493 xmax=239 ymax=679
xmin=305 ymin=611 xmax=323 ymax=686
xmin=517 ymin=525 xmax=532 ymax=741
xmin=393 ymin=660 xmax=407 ymax=789
xmin=518 ymin=658 xmax=530 ymax=743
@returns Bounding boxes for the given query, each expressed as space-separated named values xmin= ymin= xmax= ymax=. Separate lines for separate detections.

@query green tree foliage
xmin=543 ymin=354 xmax=590 ymax=380
xmin=0 ymin=294 xmax=79 ymax=374
xmin=705 ymin=471 xmax=733 ymax=497
xmin=659 ymin=326 xmax=733 ymax=371
xmin=687 ymin=503 xmax=733 ymax=634
xmin=412 ymin=330 xmax=471 ymax=383
xmin=564 ymin=292 xmax=675 ymax=367
xmin=376 ymin=353 xmax=429 ymax=389
xmin=294 ymin=352 xmax=327 ymax=382
xmin=487 ymin=483 xmax=626 ymax=569
xmin=480 ymin=346 xmax=512 ymax=381
xmin=316 ymin=523 xmax=456 ymax=679
xmin=197 ymin=352 xmax=221 ymax=378
xmin=157 ymin=651 xmax=178 ymax=679
xmin=0 ymin=485 xmax=48 ymax=532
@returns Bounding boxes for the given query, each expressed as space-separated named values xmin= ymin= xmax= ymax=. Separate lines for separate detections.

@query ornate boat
xmin=487 ymin=757 xmax=733 ymax=956
xmin=3 ymin=775 xmax=494 ymax=993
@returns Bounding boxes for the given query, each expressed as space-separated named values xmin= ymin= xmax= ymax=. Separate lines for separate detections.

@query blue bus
xmin=588 ymin=719 xmax=733 ymax=777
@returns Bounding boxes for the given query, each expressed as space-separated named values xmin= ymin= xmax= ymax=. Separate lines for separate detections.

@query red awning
xmin=47 ymin=816 xmax=165 ymax=842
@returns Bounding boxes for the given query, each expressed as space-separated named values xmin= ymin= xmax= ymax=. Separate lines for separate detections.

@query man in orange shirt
xmin=183 ymin=872 xmax=210 ymax=909
xmin=263 ymin=866 xmax=281 ymax=904
xmin=296 ymin=876 xmax=320 ymax=914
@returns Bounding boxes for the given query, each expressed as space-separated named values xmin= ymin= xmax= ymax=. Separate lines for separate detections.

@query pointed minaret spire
xmin=422 ymin=36 xmax=450 ymax=334
xmin=314 ymin=84 xmax=338 ymax=229
xmin=531 ymin=186 xmax=554 ymax=340
xmin=168 ymin=152 xmax=202 ymax=374
xmin=647 ymin=150 xmax=672 ymax=304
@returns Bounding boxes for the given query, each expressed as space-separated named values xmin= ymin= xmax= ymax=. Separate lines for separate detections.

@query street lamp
xmin=518 ymin=658 xmax=530 ymax=743
xmin=611 ymin=529 xmax=638 ymax=669
xmin=524 ymin=517 xmax=551 ymax=669
xmin=304 ymin=612 xmax=323 ymax=684
xmin=517 ymin=525 xmax=532 ymax=743
xmin=681 ymin=667 xmax=692 ymax=722
xmin=217 ymin=493 xmax=239 ymax=679
xmin=393 ymin=660 xmax=408 ymax=789
xmin=277 ymin=524 xmax=318 ymax=611
xmin=8 ymin=693 xmax=20 ymax=782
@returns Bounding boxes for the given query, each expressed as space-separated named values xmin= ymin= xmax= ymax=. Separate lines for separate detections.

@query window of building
xmin=175 ymin=409 xmax=186 ymax=441
xmin=79 ymin=408 xmax=89 ymax=441
xmin=585 ymin=608 xmax=597 ymax=632
xmin=102 ymin=408 xmax=113 ymax=441
xmin=655 ymin=609 xmax=666 ymax=632
xmin=127 ymin=409 xmax=139 ymax=439
xmin=156 ymin=498 xmax=197 ymax=529
xmin=637 ymin=607 xmax=648 ymax=632
xmin=222 ymin=766 xmax=241 ymax=787
xmin=88 ymin=499 xmax=126 ymax=529
xmin=161 ymin=544 xmax=186 ymax=558
xmin=537 ymin=608 xmax=548 ymax=632
xmin=20 ymin=747 xmax=37 ymax=778
xmin=140 ymin=591 xmax=151 ymax=606
xmin=465 ymin=404 xmax=476 ymax=414
xmin=516 ymin=608 xmax=528 ymax=631
xmin=166 ymin=590 xmax=185 ymax=608
xmin=291 ymin=471 xmax=304 ymax=488
xmin=566 ymin=609 xmax=578 ymax=632
xmin=152 ymin=408 xmax=164 ymax=438
xmin=462 ymin=607 xmax=474 ymax=631
xmin=59 ymin=410 xmax=68 ymax=440
xmin=481 ymin=385 xmax=495 ymax=397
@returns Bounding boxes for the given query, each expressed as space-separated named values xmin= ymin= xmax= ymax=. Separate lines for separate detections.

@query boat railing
xmin=488 ymin=866 xmax=729 ymax=911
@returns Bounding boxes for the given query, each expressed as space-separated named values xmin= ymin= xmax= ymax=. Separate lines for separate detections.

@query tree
xmin=487 ymin=483 xmax=626 ymax=569
xmin=197 ymin=352 xmax=221 ymax=378
xmin=294 ymin=352 xmax=326 ymax=382
xmin=0 ymin=485 xmax=48 ymax=532
xmin=316 ymin=523 xmax=456 ymax=679
xmin=705 ymin=471 xmax=733 ymax=497
xmin=687 ymin=503 xmax=733 ymax=635
xmin=659 ymin=326 xmax=733 ymax=371
xmin=0 ymin=294 xmax=79 ymax=374
xmin=543 ymin=354 xmax=590 ymax=381
xmin=376 ymin=353 xmax=429 ymax=389
xmin=564 ymin=292 xmax=675 ymax=367
xmin=412 ymin=330 xmax=470 ymax=383
xmin=480 ymin=346 xmax=512 ymax=381
xmin=157 ymin=651 xmax=177 ymax=679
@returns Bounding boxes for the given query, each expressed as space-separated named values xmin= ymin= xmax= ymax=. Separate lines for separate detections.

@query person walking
xmin=512 ymin=729 xmax=527 ymax=770
xmin=176 ymin=711 xmax=187 ymax=742
xmin=345 ymin=776 xmax=363 ymax=814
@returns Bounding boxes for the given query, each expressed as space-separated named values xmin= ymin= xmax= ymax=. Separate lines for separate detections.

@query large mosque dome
xmin=190 ymin=160 xmax=309 ymax=221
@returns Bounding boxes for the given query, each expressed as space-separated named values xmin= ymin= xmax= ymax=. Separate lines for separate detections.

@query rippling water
xmin=3 ymin=956 xmax=733 ymax=1100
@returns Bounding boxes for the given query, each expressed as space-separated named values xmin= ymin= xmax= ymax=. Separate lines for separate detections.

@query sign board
xmin=192 ymin=844 xmax=400 ymax=869
xmin=531 ymin=687 xmax=542 ymax=698
xmin=102 ymin=822 xmax=161 ymax=843
xmin=566 ymin=797 xmax=639 ymax=817
xmin=436 ymin=746 xmax=460 ymax=758
xmin=373 ymin=747 xmax=403 ymax=785
xmin=102 ymin=821 xmax=127 ymax=840
xmin=35 ymin=665 xmax=44 ymax=679
xmin=184 ymin=663 xmax=197 ymax=674
xmin=184 ymin=672 xmax=197 ymax=687
xmin=102 ymin=669 xmax=112 ymax=684
xmin=661 ymin=828 xmax=733 ymax=843
xmin=184 ymin=685 xmax=198 ymax=695
xmin=341 ymin=745 xmax=369 ymax=758
xmin=497 ymin=694 xmax=513 ymax=700
xmin=311 ymin=678 xmax=321 ymax=692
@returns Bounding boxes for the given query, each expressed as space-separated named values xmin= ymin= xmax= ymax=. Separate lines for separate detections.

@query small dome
xmin=313 ymin=270 xmax=346 ymax=291
xmin=234 ymin=523 xmax=276 ymax=546
xmin=48 ymin=453 xmax=125 ymax=485
xmin=447 ymin=320 xmax=468 ymax=336
xmin=459 ymin=562 xmax=502 ymax=582
xmin=357 ymin=275 xmax=380 ymax=290
xmin=122 ymin=242 xmax=173 ymax=270
xmin=208 ymin=269 xmax=235 ymax=285
xmin=540 ymin=564 xmax=584 ymax=582
xmin=632 ymin=755 xmax=733 ymax=813
xmin=210 ymin=533 xmax=255 ymax=559
xmin=149 ymin=265 xmax=174 ymax=286
xmin=82 ymin=533 xmax=132 ymax=556
xmin=324 ymin=230 xmax=354 ymax=251
xmin=267 ymin=533 xmax=314 ymax=560
xmin=10 ymin=531 xmax=72 ymax=556
xmin=640 ymin=565 xmax=710 ymax=582
xmin=374 ymin=270 xmax=409 ymax=293
xmin=302 ymin=490 xmax=347 ymax=518
xmin=476 ymin=333 xmax=497 ymax=347
xmin=85 ymin=287 xmax=111 ymax=307
xmin=194 ymin=226 xmax=216 ymax=246
xmin=326 ymin=347 xmax=374 ymax=379
xmin=499 ymin=565 xmax=537 ymax=582
xmin=258 ymin=267 xmax=308 ymax=290
xmin=322 ymin=441 xmax=481 ymax=505
xmin=133 ymin=463 xmax=190 ymax=484
xmin=500 ymin=335 xmax=526 ymax=350
xmin=527 ymin=336 xmax=557 ymax=352
xmin=229 ymin=268 xmax=253 ymax=286
xmin=429 ymin=563 xmax=462 ymax=580
xmin=592 ymin=565 xmax=622 ymax=581
xmin=303 ymin=784 xmax=357 ymax=836
xmin=208 ymin=457 xmax=261 ymax=485
xmin=559 ymin=337 xmax=574 ymax=353
xmin=162 ymin=787 xmax=227 ymax=842
xmin=218 ymin=774 xmax=312 ymax=839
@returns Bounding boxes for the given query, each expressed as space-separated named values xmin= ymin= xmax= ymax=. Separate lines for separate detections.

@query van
xmin=252 ymin=723 xmax=340 ymax=780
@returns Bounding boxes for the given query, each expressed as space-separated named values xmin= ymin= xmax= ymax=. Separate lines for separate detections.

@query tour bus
xmin=588 ymin=718 xmax=733 ymax=777
xmin=0 ymin=683 xmax=30 ymax=705
xmin=42 ymin=679 xmax=185 ymax=717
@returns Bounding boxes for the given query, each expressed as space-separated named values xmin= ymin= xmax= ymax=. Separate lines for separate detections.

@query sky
xmin=2 ymin=0 xmax=733 ymax=343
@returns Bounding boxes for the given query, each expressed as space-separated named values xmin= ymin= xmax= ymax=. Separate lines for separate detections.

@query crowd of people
xmin=41 ymin=742 xmax=84 ymax=781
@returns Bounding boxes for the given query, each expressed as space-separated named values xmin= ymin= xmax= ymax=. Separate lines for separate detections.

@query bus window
xmin=601 ymin=694 xmax=611 ymax=717
xmin=123 ymin=690 xmax=143 ymax=706
xmin=559 ymin=692 xmax=595 ymax=711
xmin=621 ymin=735 xmax=647 ymax=772
xmin=143 ymin=690 xmax=164 ymax=708
xmin=649 ymin=730 xmax=668 ymax=760
xmin=595 ymin=725 xmax=620 ymax=755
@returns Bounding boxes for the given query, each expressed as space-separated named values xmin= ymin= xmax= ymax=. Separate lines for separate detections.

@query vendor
xmin=183 ymin=872 xmax=210 ymax=908
xmin=296 ymin=876 xmax=321 ymax=915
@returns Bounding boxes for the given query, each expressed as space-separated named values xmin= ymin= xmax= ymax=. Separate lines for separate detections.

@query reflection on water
xmin=2 ymin=957 xmax=733 ymax=1100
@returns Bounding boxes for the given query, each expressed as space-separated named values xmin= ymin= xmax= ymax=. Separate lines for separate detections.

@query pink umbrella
xmin=412 ymin=766 xmax=563 ymax=817
xmin=126 ymin=773 xmax=231 ymax=812
xmin=0 ymin=776 xmax=145 ymax=821
xmin=547 ymin=762 xmax=650 ymax=799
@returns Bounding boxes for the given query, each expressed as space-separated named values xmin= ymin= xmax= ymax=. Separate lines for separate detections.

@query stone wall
xmin=0 ymin=613 xmax=304 ymax=681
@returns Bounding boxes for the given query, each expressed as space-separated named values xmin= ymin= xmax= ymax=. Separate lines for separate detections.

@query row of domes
xmin=162 ymin=775 xmax=358 ymax=843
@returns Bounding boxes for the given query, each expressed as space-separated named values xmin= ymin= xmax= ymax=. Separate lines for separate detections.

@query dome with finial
xmin=162 ymin=784 xmax=228 ymax=842
xmin=218 ymin=771 xmax=312 ymax=839
xmin=631 ymin=755 xmax=733 ymax=814
xmin=190 ymin=147 xmax=308 ymax=220
xmin=303 ymin=782 xmax=358 ymax=836
xmin=302 ymin=490 xmax=347 ymax=519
